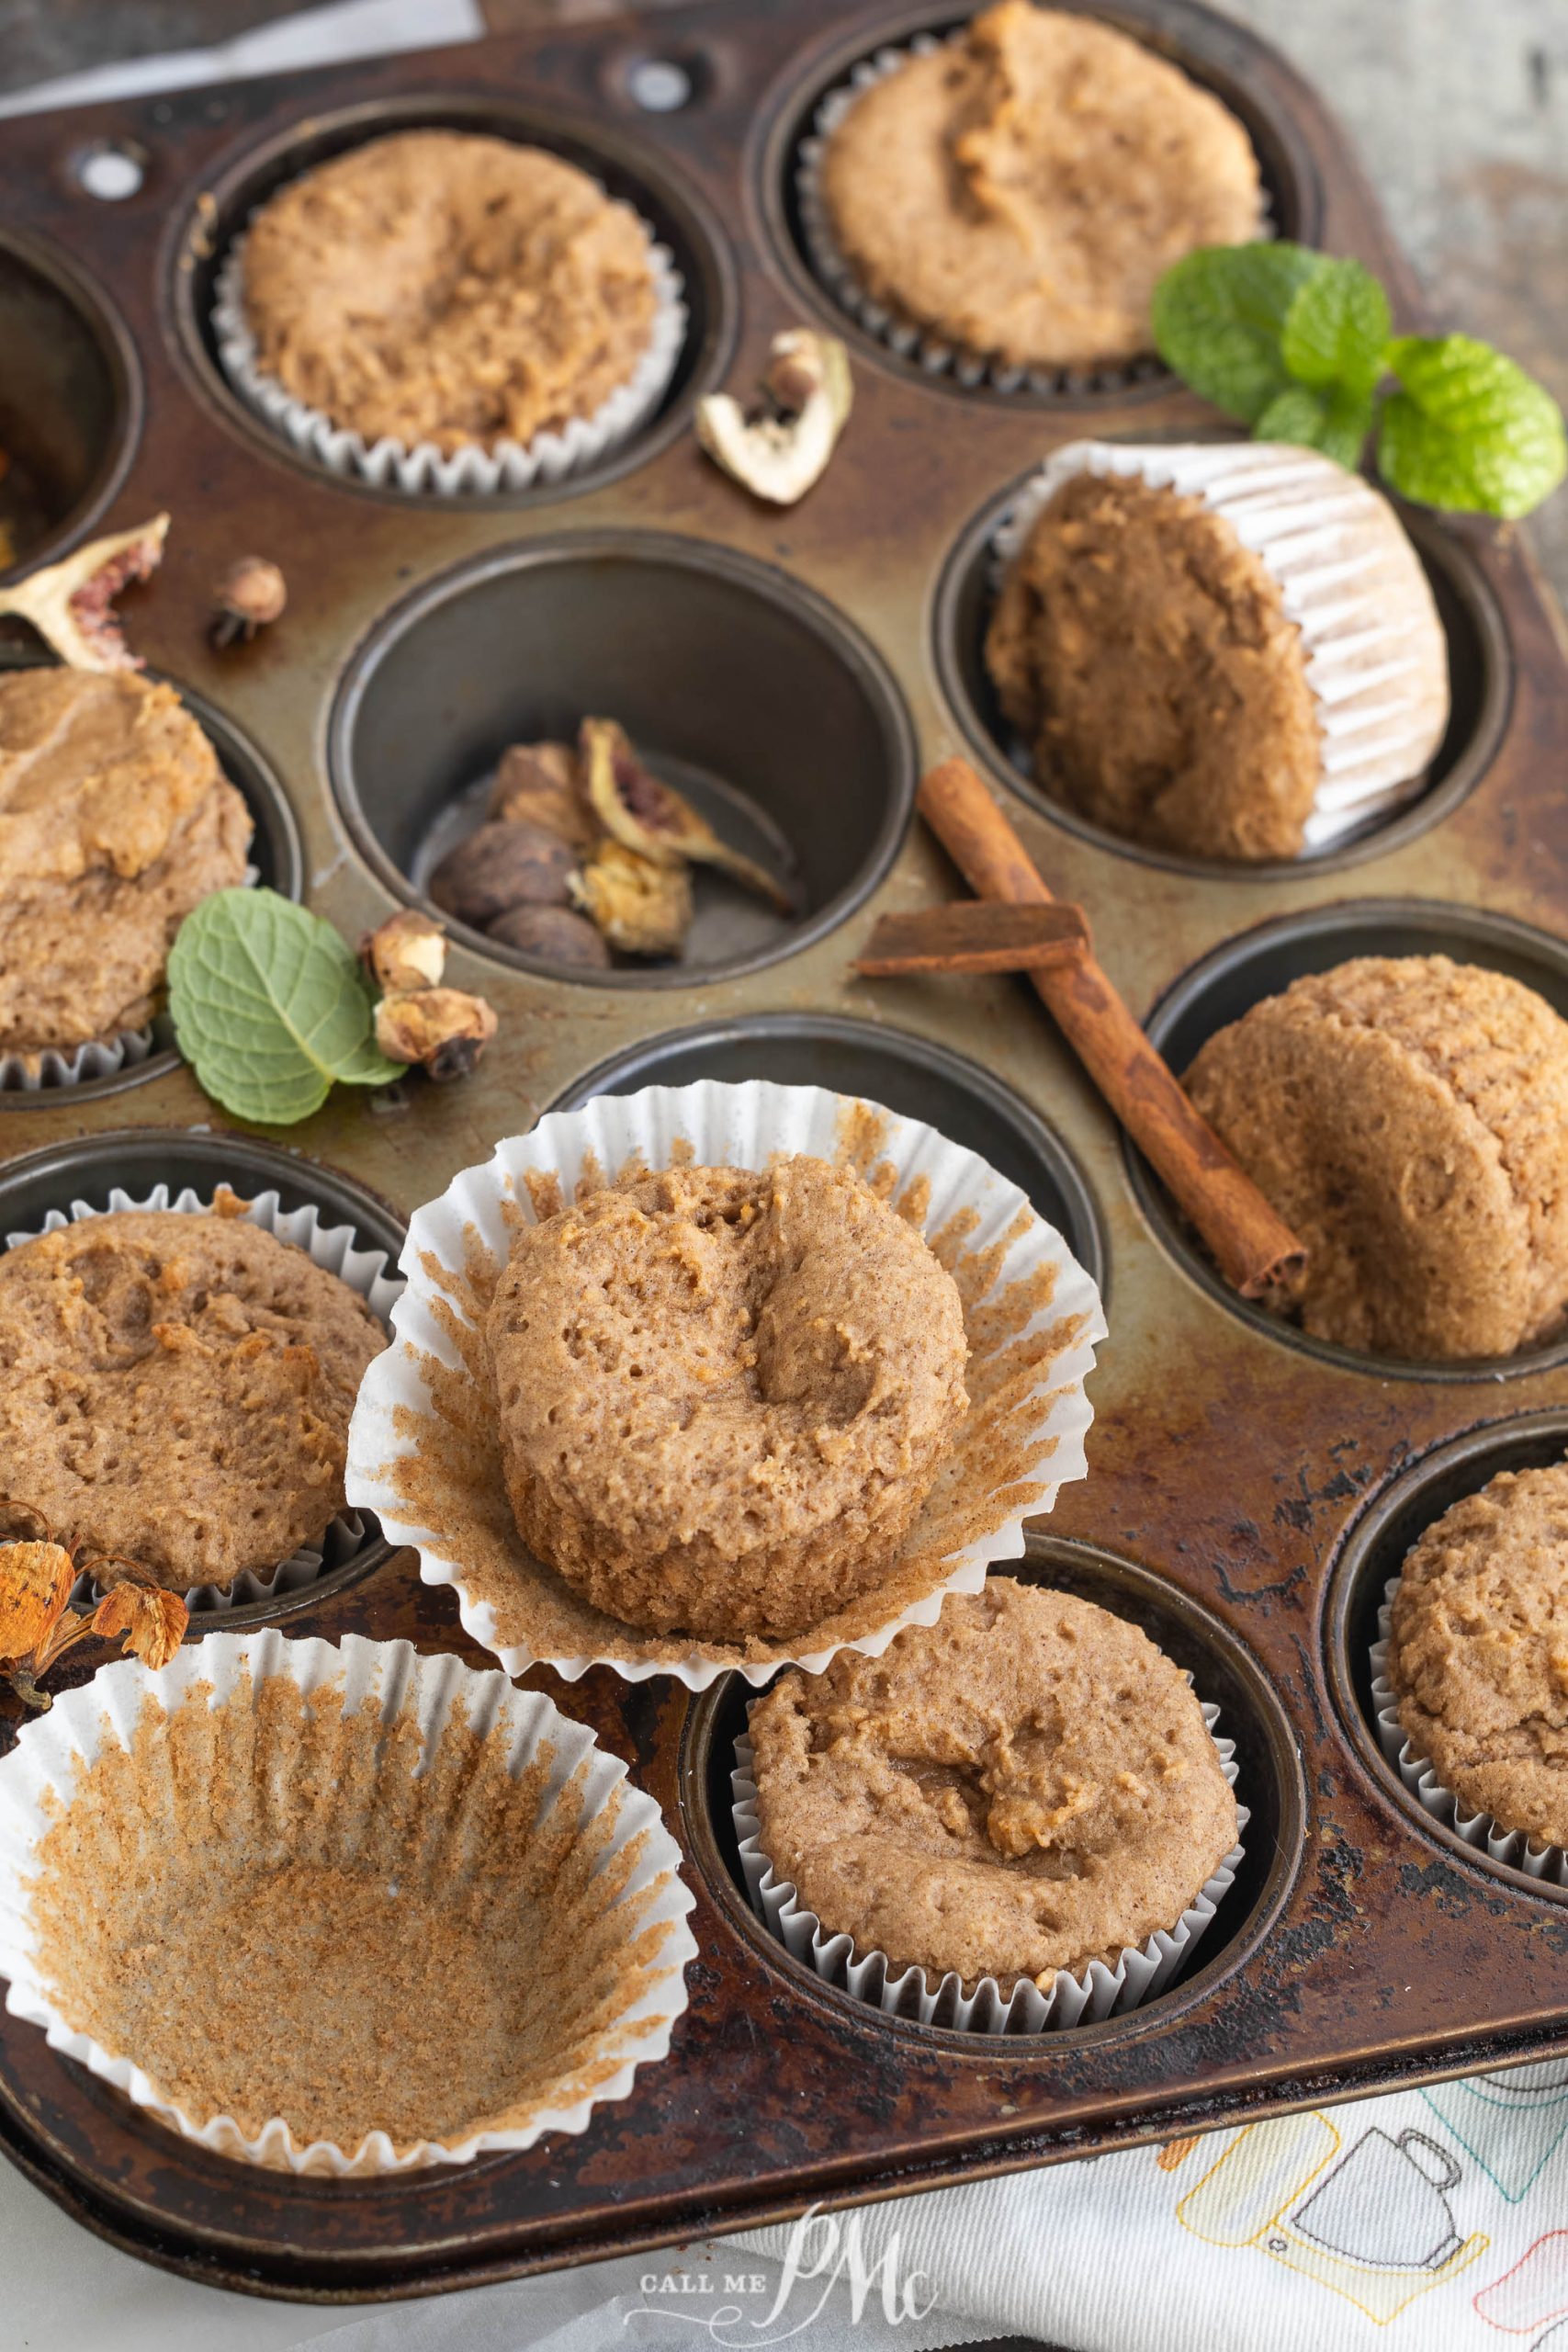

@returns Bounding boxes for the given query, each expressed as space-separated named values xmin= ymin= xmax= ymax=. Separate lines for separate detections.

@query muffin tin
xmin=1 ymin=0 xmax=1566 ymax=2301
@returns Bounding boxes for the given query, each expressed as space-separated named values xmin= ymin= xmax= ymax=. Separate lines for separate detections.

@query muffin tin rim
xmin=1322 ymin=1408 xmax=1568 ymax=1906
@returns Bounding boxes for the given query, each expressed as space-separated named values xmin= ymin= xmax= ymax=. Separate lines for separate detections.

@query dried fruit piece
xmin=695 ymin=329 xmax=853 ymax=506
xmin=375 ymin=986 xmax=498 ymax=1080
xmin=0 ymin=513 xmax=169 ymax=671
xmin=571 ymin=839 xmax=693 ymax=957
xmin=581 ymin=718 xmax=792 ymax=913
xmin=361 ymin=909 xmax=447 ymax=993
xmin=211 ymin=555 xmax=287 ymax=648
xmin=92 ymin=1574 xmax=187 ymax=1669
xmin=488 ymin=902 xmax=613 ymax=968
xmin=489 ymin=741 xmax=599 ymax=850
xmin=429 ymin=820 xmax=576 ymax=928
xmin=0 ymin=1541 xmax=75 ymax=1663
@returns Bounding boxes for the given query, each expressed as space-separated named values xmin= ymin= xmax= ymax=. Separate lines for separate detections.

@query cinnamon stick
xmin=854 ymin=900 xmax=1089 ymax=978
xmin=916 ymin=758 xmax=1306 ymax=1299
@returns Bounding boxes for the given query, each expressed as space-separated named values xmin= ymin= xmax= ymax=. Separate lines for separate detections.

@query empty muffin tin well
xmin=757 ymin=0 xmax=1322 ymax=404
xmin=170 ymin=95 xmax=732 ymax=502
xmin=931 ymin=474 xmax=1511 ymax=877
xmin=1127 ymin=898 xmax=1568 ymax=1380
xmin=0 ymin=227 xmax=139 ymax=576
xmin=0 ymin=1127 xmax=402 ymax=1627
xmin=680 ymin=1534 xmax=1303 ymax=2046
xmin=329 ymin=535 xmax=917 ymax=986
xmin=0 ymin=656 xmax=304 ymax=1106
xmin=551 ymin=1011 xmax=1107 ymax=1290
xmin=1325 ymin=1409 xmax=1568 ymax=1901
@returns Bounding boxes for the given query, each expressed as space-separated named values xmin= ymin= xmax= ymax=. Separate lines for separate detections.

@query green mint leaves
xmin=168 ymin=888 xmax=401 ymax=1125
xmin=1152 ymin=243 xmax=1565 ymax=519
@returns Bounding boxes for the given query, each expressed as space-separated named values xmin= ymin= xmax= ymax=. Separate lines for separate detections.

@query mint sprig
xmin=1152 ymin=243 xmax=1566 ymax=519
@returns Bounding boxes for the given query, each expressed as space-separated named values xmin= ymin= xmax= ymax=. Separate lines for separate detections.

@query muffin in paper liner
xmin=0 ymin=1629 xmax=699 ymax=2174
xmin=212 ymin=217 xmax=687 ymax=497
xmin=345 ymin=1079 xmax=1106 ymax=1691
xmin=730 ymin=1696 xmax=1246 ymax=2034
xmin=1371 ymin=1580 xmax=1568 ymax=1887
xmin=989 ymin=440 xmax=1451 ymax=854
xmin=795 ymin=34 xmax=1267 ymax=398
xmin=2 ymin=1178 xmax=402 ymax=1615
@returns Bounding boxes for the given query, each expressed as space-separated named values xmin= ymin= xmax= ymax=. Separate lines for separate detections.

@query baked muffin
xmin=486 ymin=1156 xmax=969 ymax=1641
xmin=1185 ymin=956 xmax=1568 ymax=1359
xmin=985 ymin=444 xmax=1450 ymax=862
xmin=1386 ymin=1463 xmax=1568 ymax=1849
xmin=818 ymin=0 xmax=1261 ymax=371
xmin=750 ymin=1578 xmax=1239 ymax=1988
xmin=240 ymin=131 xmax=660 ymax=456
xmin=0 ymin=1209 xmax=384 ymax=1589
xmin=0 ymin=669 xmax=251 ymax=1055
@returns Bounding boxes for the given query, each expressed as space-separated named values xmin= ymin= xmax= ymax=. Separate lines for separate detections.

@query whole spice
xmin=429 ymin=820 xmax=577 ymax=929
xmin=488 ymin=902 xmax=612 ymax=967
xmin=0 ymin=512 xmax=168 ymax=671
xmin=375 ymin=986 xmax=498 ymax=1080
xmin=210 ymin=555 xmax=287 ymax=648
xmin=360 ymin=909 xmax=447 ymax=994
xmin=581 ymin=718 xmax=792 ymax=912
xmin=696 ymin=328 xmax=853 ymax=505
xmin=853 ymin=900 xmax=1091 ymax=978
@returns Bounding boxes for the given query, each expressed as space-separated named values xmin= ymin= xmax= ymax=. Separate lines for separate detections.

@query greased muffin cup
xmin=0 ymin=1630 xmax=698 ymax=2174
xmin=991 ymin=441 xmax=1451 ymax=853
xmin=213 ymin=214 xmax=686 ymax=497
xmin=3 ymin=1179 xmax=401 ymax=1614
xmin=1371 ymin=1582 xmax=1568 ymax=1888
xmin=731 ymin=1700 xmax=1246 ymax=2033
xmin=345 ymin=1079 xmax=1106 ymax=1691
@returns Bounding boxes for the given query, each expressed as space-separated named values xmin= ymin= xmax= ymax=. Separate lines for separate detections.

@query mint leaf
xmin=1379 ymin=334 xmax=1567 ymax=517
xmin=1151 ymin=243 xmax=1327 ymax=424
xmin=168 ymin=888 xmax=401 ymax=1125
xmin=1280 ymin=257 xmax=1391 ymax=395
xmin=1255 ymin=381 xmax=1376 ymax=470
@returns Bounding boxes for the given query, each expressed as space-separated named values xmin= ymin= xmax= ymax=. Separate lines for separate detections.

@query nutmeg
xmin=429 ymin=821 xmax=576 ymax=929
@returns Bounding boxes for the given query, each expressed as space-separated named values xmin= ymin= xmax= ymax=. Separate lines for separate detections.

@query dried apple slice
xmin=0 ymin=513 xmax=169 ymax=672
xmin=580 ymin=718 xmax=794 ymax=915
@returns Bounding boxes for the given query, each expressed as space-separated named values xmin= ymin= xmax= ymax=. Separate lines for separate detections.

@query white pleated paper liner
xmin=732 ymin=1701 xmax=1247 ymax=2034
xmin=0 ymin=1630 xmax=699 ymax=2174
xmin=346 ymin=1080 xmax=1106 ymax=1691
xmin=1371 ymin=1580 xmax=1568 ymax=1887
xmin=989 ymin=440 xmax=1452 ymax=853
xmin=795 ymin=34 xmax=1269 ymax=397
xmin=213 ymin=209 xmax=687 ymax=495
xmin=4 ymin=1180 xmax=402 ymax=1614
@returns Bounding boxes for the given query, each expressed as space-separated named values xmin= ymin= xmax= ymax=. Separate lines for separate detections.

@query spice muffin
xmin=985 ymin=445 xmax=1450 ymax=862
xmin=1386 ymin=1463 xmax=1568 ymax=1849
xmin=749 ymin=1578 xmax=1239 ymax=1988
xmin=818 ymin=0 xmax=1262 ymax=371
xmin=239 ymin=130 xmax=660 ymax=456
xmin=486 ymin=1155 xmax=969 ymax=1642
xmin=0 ymin=668 xmax=251 ymax=1056
xmin=1184 ymin=956 xmax=1568 ymax=1359
xmin=0 ymin=1208 xmax=384 ymax=1589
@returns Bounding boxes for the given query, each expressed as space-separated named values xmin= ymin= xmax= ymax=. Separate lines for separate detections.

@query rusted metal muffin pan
xmin=0 ymin=0 xmax=1565 ymax=2301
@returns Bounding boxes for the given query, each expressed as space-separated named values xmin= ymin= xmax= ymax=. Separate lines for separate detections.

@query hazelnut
xmin=360 ymin=910 xmax=446 ymax=994
xmin=375 ymin=987 xmax=498 ymax=1081
xmin=211 ymin=556 xmax=287 ymax=648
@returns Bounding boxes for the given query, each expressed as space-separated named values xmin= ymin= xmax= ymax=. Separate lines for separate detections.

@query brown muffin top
xmin=750 ymin=1578 xmax=1239 ymax=1988
xmin=242 ymin=130 xmax=659 ymax=455
xmin=1387 ymin=1463 xmax=1568 ymax=1849
xmin=0 ymin=669 xmax=250 ymax=1054
xmin=487 ymin=1156 xmax=969 ymax=1643
xmin=1185 ymin=956 xmax=1568 ymax=1360
xmin=820 ymin=0 xmax=1262 ymax=369
xmin=0 ymin=1209 xmax=384 ymax=1589
xmin=986 ymin=471 xmax=1322 ymax=860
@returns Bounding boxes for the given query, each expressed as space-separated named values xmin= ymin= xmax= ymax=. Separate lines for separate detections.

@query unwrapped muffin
xmin=1386 ymin=1463 xmax=1568 ymax=1849
xmin=0 ymin=1208 xmax=384 ymax=1589
xmin=817 ymin=0 xmax=1261 ymax=372
xmin=985 ymin=442 xmax=1450 ymax=861
xmin=0 ymin=669 xmax=251 ymax=1055
xmin=748 ymin=1578 xmax=1240 ymax=1989
xmin=486 ymin=1155 xmax=969 ymax=1641
xmin=1184 ymin=955 xmax=1568 ymax=1359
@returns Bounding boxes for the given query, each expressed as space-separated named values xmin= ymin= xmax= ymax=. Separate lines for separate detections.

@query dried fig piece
xmin=580 ymin=719 xmax=793 ymax=914
xmin=488 ymin=902 xmax=613 ymax=968
xmin=695 ymin=329 xmax=853 ymax=506
xmin=0 ymin=513 xmax=169 ymax=671
xmin=360 ymin=909 xmax=446 ymax=993
xmin=570 ymin=839 xmax=694 ymax=958
xmin=489 ymin=741 xmax=598 ymax=850
xmin=429 ymin=820 xmax=576 ymax=928
xmin=375 ymin=986 xmax=498 ymax=1080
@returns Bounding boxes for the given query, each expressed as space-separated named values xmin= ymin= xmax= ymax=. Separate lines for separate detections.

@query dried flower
xmin=0 ymin=513 xmax=168 ymax=671
xmin=580 ymin=718 xmax=792 ymax=912
xmin=211 ymin=555 xmax=287 ymax=649
xmin=91 ymin=1574 xmax=187 ymax=1671
xmin=0 ymin=1516 xmax=189 ymax=1711
xmin=374 ymin=986 xmax=498 ymax=1080
xmin=695 ymin=330 xmax=853 ymax=505
xmin=0 ymin=1542 xmax=75 ymax=1665
xmin=360 ymin=909 xmax=446 ymax=994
